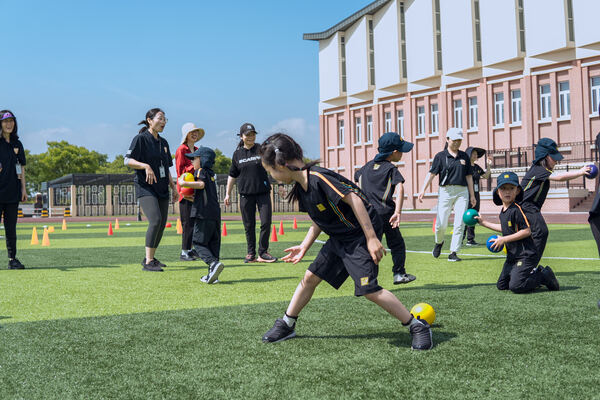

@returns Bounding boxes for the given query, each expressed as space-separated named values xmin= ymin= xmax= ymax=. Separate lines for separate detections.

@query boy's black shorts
xmin=308 ymin=236 xmax=383 ymax=296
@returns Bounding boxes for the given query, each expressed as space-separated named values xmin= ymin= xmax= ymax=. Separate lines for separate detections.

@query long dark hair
xmin=0 ymin=109 xmax=19 ymax=140
xmin=259 ymin=133 xmax=319 ymax=203
xmin=138 ymin=108 xmax=164 ymax=134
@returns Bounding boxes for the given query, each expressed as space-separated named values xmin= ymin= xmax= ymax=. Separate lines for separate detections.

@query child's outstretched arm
xmin=281 ymin=222 xmax=321 ymax=264
xmin=343 ymin=192 xmax=386 ymax=263
xmin=475 ymin=215 xmax=502 ymax=232
xmin=549 ymin=165 xmax=591 ymax=181
xmin=178 ymin=176 xmax=205 ymax=190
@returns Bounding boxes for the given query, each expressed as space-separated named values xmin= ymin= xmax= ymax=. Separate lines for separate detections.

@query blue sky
xmin=2 ymin=0 xmax=372 ymax=160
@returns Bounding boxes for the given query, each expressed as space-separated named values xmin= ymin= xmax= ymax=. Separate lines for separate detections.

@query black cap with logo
xmin=239 ymin=123 xmax=257 ymax=136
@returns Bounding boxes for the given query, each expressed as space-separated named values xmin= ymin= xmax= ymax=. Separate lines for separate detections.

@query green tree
xmin=213 ymin=148 xmax=232 ymax=174
xmin=96 ymin=155 xmax=132 ymax=174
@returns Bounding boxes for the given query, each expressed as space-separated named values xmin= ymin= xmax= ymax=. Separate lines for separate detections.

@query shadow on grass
xmin=390 ymin=283 xmax=581 ymax=293
xmin=0 ymin=315 xmax=11 ymax=321
xmin=217 ymin=276 xmax=297 ymax=284
xmin=300 ymin=329 xmax=456 ymax=349
xmin=5 ymin=265 xmax=122 ymax=272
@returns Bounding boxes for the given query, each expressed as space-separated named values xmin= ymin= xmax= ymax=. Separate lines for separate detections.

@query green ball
xmin=463 ymin=209 xmax=479 ymax=226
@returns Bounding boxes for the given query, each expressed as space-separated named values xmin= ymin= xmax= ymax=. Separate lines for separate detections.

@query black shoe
xmin=409 ymin=317 xmax=433 ymax=350
xmin=244 ymin=254 xmax=257 ymax=263
xmin=142 ymin=259 xmax=164 ymax=272
xmin=432 ymin=242 xmax=444 ymax=258
xmin=8 ymin=258 xmax=25 ymax=269
xmin=448 ymin=252 xmax=462 ymax=262
xmin=180 ymin=253 xmax=196 ymax=261
xmin=262 ymin=318 xmax=296 ymax=343
xmin=541 ymin=266 xmax=560 ymax=291
xmin=394 ymin=273 xmax=416 ymax=284
xmin=466 ymin=240 xmax=479 ymax=246
xmin=142 ymin=258 xmax=166 ymax=268
xmin=188 ymin=249 xmax=200 ymax=259
xmin=207 ymin=261 xmax=224 ymax=284
xmin=258 ymin=252 xmax=277 ymax=263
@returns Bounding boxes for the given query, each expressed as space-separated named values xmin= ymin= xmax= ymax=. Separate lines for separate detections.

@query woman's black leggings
xmin=139 ymin=196 xmax=169 ymax=248
xmin=179 ymin=199 xmax=193 ymax=251
xmin=0 ymin=202 xmax=19 ymax=259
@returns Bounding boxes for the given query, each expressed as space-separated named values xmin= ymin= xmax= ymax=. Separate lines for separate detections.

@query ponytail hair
xmin=237 ymin=139 xmax=244 ymax=148
xmin=259 ymin=133 xmax=320 ymax=203
xmin=138 ymin=108 xmax=164 ymax=133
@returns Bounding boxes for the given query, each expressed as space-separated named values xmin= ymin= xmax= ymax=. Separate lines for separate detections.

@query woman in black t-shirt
xmin=125 ymin=108 xmax=177 ymax=272
xmin=462 ymin=147 xmax=491 ymax=246
xmin=0 ymin=110 xmax=27 ymax=269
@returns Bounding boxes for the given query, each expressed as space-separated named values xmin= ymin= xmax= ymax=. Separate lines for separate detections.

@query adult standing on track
xmin=125 ymin=108 xmax=177 ymax=272
xmin=416 ymin=128 xmax=476 ymax=262
xmin=224 ymin=123 xmax=277 ymax=263
xmin=0 ymin=110 xmax=27 ymax=269
xmin=175 ymin=122 xmax=205 ymax=261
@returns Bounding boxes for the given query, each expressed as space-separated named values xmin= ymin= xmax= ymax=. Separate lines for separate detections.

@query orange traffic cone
xmin=222 ymin=222 xmax=228 ymax=237
xmin=293 ymin=217 xmax=298 ymax=230
xmin=165 ymin=222 xmax=172 ymax=228
xmin=41 ymin=227 xmax=50 ymax=247
xmin=271 ymin=224 xmax=278 ymax=242
xmin=115 ymin=218 xmax=120 ymax=230
xmin=108 ymin=222 xmax=114 ymax=236
xmin=279 ymin=220 xmax=284 ymax=235
xmin=432 ymin=217 xmax=436 ymax=233
xmin=62 ymin=218 xmax=67 ymax=230
xmin=48 ymin=226 xmax=55 ymax=233
xmin=31 ymin=227 xmax=39 ymax=245
xmin=176 ymin=218 xmax=183 ymax=234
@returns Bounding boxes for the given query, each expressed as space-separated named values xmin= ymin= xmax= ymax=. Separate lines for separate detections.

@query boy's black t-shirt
xmin=499 ymin=202 xmax=538 ymax=264
xmin=126 ymin=129 xmax=173 ymax=199
xmin=0 ymin=138 xmax=26 ymax=203
xmin=191 ymin=168 xmax=220 ymax=220
xmin=296 ymin=166 xmax=380 ymax=240
xmin=471 ymin=164 xmax=485 ymax=193
xmin=430 ymin=149 xmax=472 ymax=187
xmin=228 ymin=144 xmax=271 ymax=195
xmin=520 ymin=164 xmax=552 ymax=210
xmin=354 ymin=159 xmax=404 ymax=215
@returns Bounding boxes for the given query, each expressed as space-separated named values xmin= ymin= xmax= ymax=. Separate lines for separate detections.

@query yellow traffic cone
xmin=62 ymin=218 xmax=67 ymax=230
xmin=115 ymin=218 xmax=120 ymax=230
xmin=31 ymin=227 xmax=39 ymax=245
xmin=48 ymin=226 xmax=55 ymax=233
xmin=42 ymin=227 xmax=50 ymax=247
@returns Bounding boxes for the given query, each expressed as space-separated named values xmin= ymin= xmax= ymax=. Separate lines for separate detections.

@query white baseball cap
xmin=181 ymin=123 xmax=205 ymax=144
xmin=446 ymin=127 xmax=463 ymax=140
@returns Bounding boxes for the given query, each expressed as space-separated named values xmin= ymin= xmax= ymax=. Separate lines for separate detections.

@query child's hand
xmin=417 ymin=192 xmax=424 ymax=203
xmin=389 ymin=212 xmax=402 ymax=228
xmin=281 ymin=245 xmax=307 ymax=264
xmin=367 ymin=237 xmax=386 ymax=264
xmin=581 ymin=165 xmax=592 ymax=177
xmin=490 ymin=235 xmax=505 ymax=251
xmin=474 ymin=215 xmax=485 ymax=225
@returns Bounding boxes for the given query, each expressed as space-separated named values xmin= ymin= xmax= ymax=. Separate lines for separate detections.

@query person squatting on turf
xmin=417 ymin=128 xmax=476 ymax=262
xmin=520 ymin=138 xmax=591 ymax=265
xmin=0 ymin=110 xmax=28 ymax=270
xmin=476 ymin=172 xmax=560 ymax=293
xmin=175 ymin=122 xmax=205 ymax=262
xmin=589 ymin=132 xmax=600 ymax=258
xmin=179 ymin=146 xmax=224 ymax=284
xmin=224 ymin=123 xmax=277 ymax=264
xmin=258 ymin=133 xmax=433 ymax=350
xmin=125 ymin=108 xmax=178 ymax=272
xmin=355 ymin=131 xmax=416 ymax=285
xmin=462 ymin=147 xmax=491 ymax=246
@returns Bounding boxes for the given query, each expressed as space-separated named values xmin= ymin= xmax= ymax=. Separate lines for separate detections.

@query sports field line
xmin=314 ymin=240 xmax=598 ymax=261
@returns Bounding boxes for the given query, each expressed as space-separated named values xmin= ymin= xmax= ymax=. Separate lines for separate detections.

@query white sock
xmin=283 ymin=314 xmax=297 ymax=328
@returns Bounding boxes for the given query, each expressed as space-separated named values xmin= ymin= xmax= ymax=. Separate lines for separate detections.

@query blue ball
xmin=486 ymin=235 xmax=504 ymax=253
xmin=587 ymin=164 xmax=598 ymax=179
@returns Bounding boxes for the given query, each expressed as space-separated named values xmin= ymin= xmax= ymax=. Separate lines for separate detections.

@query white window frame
xmin=366 ymin=115 xmax=373 ymax=143
xmin=355 ymin=117 xmax=362 ymax=144
xmin=430 ymin=104 xmax=439 ymax=135
xmin=417 ymin=106 xmax=425 ymax=136
xmin=511 ymin=89 xmax=522 ymax=124
xmin=558 ymin=81 xmax=570 ymax=118
xmin=494 ymin=92 xmax=504 ymax=127
xmin=453 ymin=100 xmax=463 ymax=129
xmin=539 ymin=84 xmax=551 ymax=121
xmin=397 ymin=110 xmax=404 ymax=138
xmin=338 ymin=119 xmax=345 ymax=146
xmin=468 ymin=97 xmax=478 ymax=130
xmin=384 ymin=112 xmax=392 ymax=132
xmin=592 ymin=77 xmax=600 ymax=116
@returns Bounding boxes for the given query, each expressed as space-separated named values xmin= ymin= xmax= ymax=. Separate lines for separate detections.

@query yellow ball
xmin=410 ymin=303 xmax=436 ymax=325
xmin=181 ymin=172 xmax=195 ymax=182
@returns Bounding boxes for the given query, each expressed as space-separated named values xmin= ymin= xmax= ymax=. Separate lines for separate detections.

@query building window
xmin=434 ymin=0 xmax=442 ymax=71
xmin=468 ymin=97 xmax=478 ymax=129
xmin=558 ymin=81 xmax=571 ymax=118
xmin=566 ymin=0 xmax=574 ymax=42
xmin=494 ymin=93 xmax=504 ymax=127
xmin=417 ymin=106 xmax=425 ymax=136
xmin=517 ymin=0 xmax=526 ymax=52
xmin=338 ymin=119 xmax=345 ymax=145
xmin=511 ymin=89 xmax=522 ymax=123
xmin=400 ymin=4 xmax=407 ymax=78
xmin=431 ymin=104 xmax=439 ymax=134
xmin=355 ymin=117 xmax=362 ymax=144
xmin=591 ymin=77 xmax=600 ymax=114
xmin=540 ymin=84 xmax=552 ymax=121
xmin=384 ymin=112 xmax=391 ymax=132
xmin=368 ymin=19 xmax=375 ymax=86
xmin=473 ymin=0 xmax=481 ymax=62
xmin=397 ymin=109 xmax=405 ymax=138
xmin=453 ymin=100 xmax=463 ymax=129
xmin=340 ymin=36 xmax=347 ymax=93
xmin=366 ymin=116 xmax=373 ymax=143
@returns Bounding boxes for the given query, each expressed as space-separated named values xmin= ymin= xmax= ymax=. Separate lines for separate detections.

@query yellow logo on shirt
xmin=316 ymin=203 xmax=326 ymax=212
xmin=374 ymin=164 xmax=381 ymax=170
xmin=360 ymin=277 xmax=369 ymax=286
xmin=517 ymin=261 xmax=522 ymax=267
xmin=508 ymin=221 xmax=512 ymax=227
xmin=211 ymin=176 xmax=215 ymax=181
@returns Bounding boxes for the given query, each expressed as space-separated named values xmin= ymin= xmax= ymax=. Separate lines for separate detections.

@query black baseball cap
xmin=239 ymin=122 xmax=257 ymax=136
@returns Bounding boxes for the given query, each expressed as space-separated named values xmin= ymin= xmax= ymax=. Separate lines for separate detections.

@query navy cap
xmin=374 ymin=132 xmax=413 ymax=162
xmin=185 ymin=146 xmax=216 ymax=169
xmin=492 ymin=171 xmax=523 ymax=205
xmin=534 ymin=138 xmax=563 ymax=164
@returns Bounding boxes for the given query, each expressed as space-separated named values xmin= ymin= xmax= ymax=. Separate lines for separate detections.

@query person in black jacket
xmin=0 ymin=110 xmax=27 ymax=269
xmin=224 ymin=123 xmax=277 ymax=263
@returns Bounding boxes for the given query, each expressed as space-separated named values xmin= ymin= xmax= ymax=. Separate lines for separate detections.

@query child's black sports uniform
xmin=299 ymin=166 xmax=383 ymax=296
xmin=520 ymin=164 xmax=552 ymax=264
xmin=191 ymin=167 xmax=221 ymax=267
xmin=355 ymin=160 xmax=408 ymax=278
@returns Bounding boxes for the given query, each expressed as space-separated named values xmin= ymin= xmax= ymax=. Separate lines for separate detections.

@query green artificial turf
xmin=1 ymin=219 xmax=599 ymax=399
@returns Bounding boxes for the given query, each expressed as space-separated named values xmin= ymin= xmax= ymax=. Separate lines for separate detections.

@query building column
xmin=70 ymin=184 xmax=77 ymax=217
xmin=106 ymin=185 xmax=113 ymax=216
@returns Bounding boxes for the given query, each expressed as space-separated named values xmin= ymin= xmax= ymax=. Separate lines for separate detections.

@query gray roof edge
xmin=303 ymin=0 xmax=392 ymax=41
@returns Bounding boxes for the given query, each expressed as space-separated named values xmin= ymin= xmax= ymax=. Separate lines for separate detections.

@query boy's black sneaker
xmin=244 ymin=254 xmax=257 ymax=263
xmin=207 ymin=261 xmax=224 ymax=284
xmin=466 ymin=240 xmax=479 ymax=246
xmin=142 ymin=259 xmax=164 ymax=272
xmin=257 ymin=252 xmax=277 ymax=263
xmin=262 ymin=318 xmax=296 ymax=343
xmin=394 ymin=273 xmax=416 ymax=284
xmin=432 ymin=242 xmax=444 ymax=258
xmin=142 ymin=258 xmax=166 ymax=269
xmin=8 ymin=259 xmax=25 ymax=269
xmin=541 ymin=266 xmax=560 ymax=291
xmin=448 ymin=252 xmax=461 ymax=262
xmin=409 ymin=317 xmax=433 ymax=350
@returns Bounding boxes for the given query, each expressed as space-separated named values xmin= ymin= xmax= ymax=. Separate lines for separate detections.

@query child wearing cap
xmin=520 ymin=138 xmax=591 ymax=265
xmin=462 ymin=147 xmax=491 ymax=246
xmin=179 ymin=146 xmax=224 ymax=284
xmin=476 ymin=172 xmax=559 ymax=293
xmin=355 ymin=132 xmax=416 ymax=284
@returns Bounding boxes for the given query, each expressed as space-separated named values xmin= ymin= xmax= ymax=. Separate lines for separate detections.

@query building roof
xmin=303 ymin=0 xmax=391 ymax=41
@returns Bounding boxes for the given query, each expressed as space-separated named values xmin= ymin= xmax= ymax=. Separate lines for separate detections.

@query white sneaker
xmin=207 ymin=261 xmax=224 ymax=284
xmin=201 ymin=275 xmax=219 ymax=284
xmin=393 ymin=273 xmax=416 ymax=284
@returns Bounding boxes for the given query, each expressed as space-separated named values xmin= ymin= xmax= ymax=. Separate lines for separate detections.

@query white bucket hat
xmin=181 ymin=123 xmax=205 ymax=144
